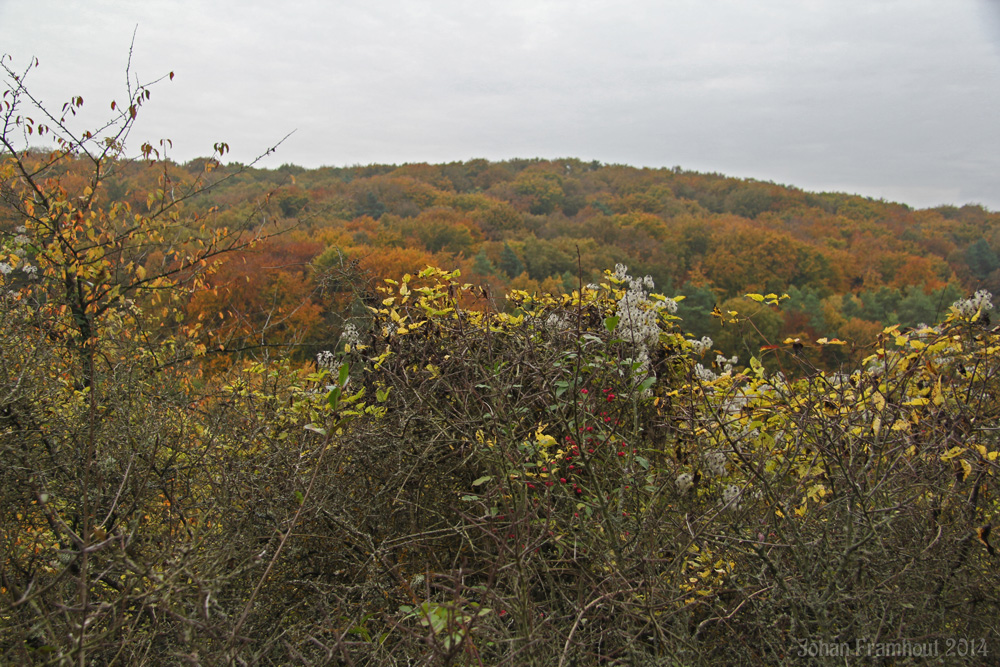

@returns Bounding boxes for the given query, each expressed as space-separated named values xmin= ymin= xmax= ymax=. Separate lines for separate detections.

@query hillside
xmin=73 ymin=155 xmax=997 ymax=366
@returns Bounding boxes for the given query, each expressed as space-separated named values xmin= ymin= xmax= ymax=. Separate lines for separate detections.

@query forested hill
xmin=23 ymin=154 xmax=1000 ymax=358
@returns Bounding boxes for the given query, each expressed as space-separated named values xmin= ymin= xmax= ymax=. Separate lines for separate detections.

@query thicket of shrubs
xmin=2 ymin=59 xmax=999 ymax=665
xmin=3 ymin=243 xmax=999 ymax=664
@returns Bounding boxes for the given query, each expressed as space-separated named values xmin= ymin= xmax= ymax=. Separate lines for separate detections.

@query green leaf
xmin=327 ymin=387 xmax=342 ymax=409
xmin=637 ymin=376 xmax=656 ymax=393
xmin=604 ymin=315 xmax=619 ymax=332
xmin=338 ymin=362 xmax=350 ymax=388
xmin=472 ymin=475 xmax=493 ymax=486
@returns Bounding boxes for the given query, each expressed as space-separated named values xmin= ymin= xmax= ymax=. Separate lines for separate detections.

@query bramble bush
xmin=2 ymin=57 xmax=999 ymax=665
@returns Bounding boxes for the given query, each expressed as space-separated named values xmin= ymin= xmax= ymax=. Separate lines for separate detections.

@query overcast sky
xmin=2 ymin=0 xmax=999 ymax=210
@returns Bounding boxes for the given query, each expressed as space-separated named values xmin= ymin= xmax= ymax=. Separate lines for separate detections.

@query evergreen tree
xmin=678 ymin=282 xmax=717 ymax=338
xmin=498 ymin=243 xmax=525 ymax=278
xmin=965 ymin=239 xmax=999 ymax=279
xmin=562 ymin=270 xmax=578 ymax=294
xmin=897 ymin=287 xmax=936 ymax=328
xmin=785 ymin=285 xmax=826 ymax=331
xmin=472 ymin=248 xmax=495 ymax=276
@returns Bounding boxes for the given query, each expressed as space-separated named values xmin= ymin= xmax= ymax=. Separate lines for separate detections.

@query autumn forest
xmin=109 ymin=154 xmax=1000 ymax=364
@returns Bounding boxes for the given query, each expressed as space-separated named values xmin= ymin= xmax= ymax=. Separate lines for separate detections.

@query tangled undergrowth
xmin=9 ymin=253 xmax=999 ymax=664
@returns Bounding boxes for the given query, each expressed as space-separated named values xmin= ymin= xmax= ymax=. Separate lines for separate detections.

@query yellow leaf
xmin=940 ymin=446 xmax=965 ymax=462
xmin=960 ymin=459 xmax=972 ymax=481
xmin=807 ymin=483 xmax=828 ymax=502
xmin=746 ymin=293 xmax=765 ymax=302
xmin=933 ymin=378 xmax=945 ymax=406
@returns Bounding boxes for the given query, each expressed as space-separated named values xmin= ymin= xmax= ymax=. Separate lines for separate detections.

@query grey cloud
xmin=1 ymin=0 xmax=997 ymax=209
